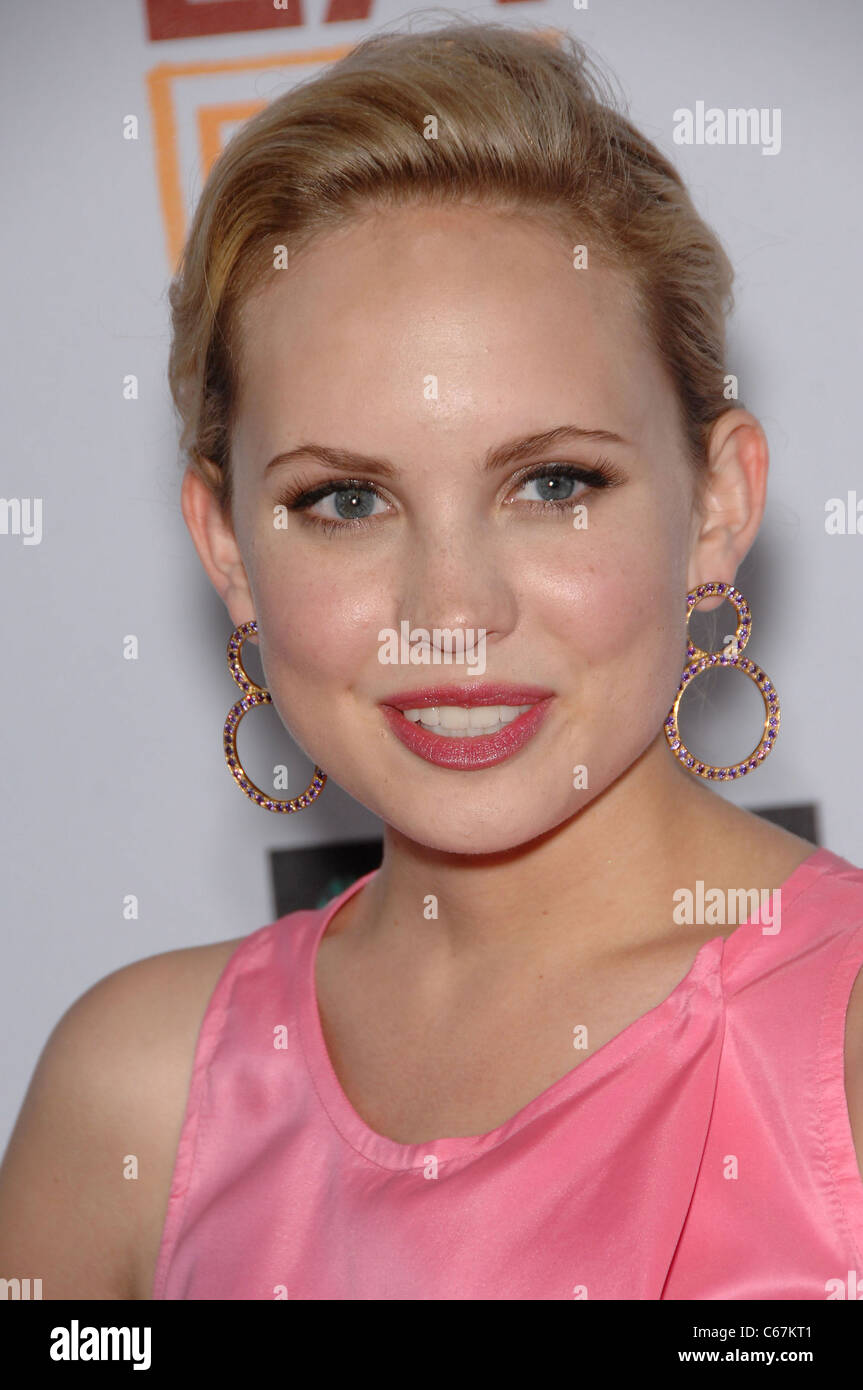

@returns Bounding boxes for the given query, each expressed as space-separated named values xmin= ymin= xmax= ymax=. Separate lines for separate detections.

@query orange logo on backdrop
xmin=147 ymin=46 xmax=354 ymax=267
xmin=146 ymin=19 xmax=558 ymax=269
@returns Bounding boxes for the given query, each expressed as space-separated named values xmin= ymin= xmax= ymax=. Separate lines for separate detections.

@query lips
xmin=379 ymin=693 xmax=555 ymax=770
xmin=379 ymin=681 xmax=556 ymax=710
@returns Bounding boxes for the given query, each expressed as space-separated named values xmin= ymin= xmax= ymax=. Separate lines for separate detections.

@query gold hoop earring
xmin=664 ymin=583 xmax=780 ymax=780
xmin=223 ymin=620 xmax=327 ymax=813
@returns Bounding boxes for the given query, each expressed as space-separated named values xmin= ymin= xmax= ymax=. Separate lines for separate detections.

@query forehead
xmin=232 ymin=205 xmax=671 ymax=464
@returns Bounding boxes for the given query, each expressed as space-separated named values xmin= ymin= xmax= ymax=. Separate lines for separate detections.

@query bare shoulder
xmin=716 ymin=799 xmax=818 ymax=874
xmin=844 ymin=961 xmax=863 ymax=1184
xmin=0 ymin=935 xmax=244 ymax=1300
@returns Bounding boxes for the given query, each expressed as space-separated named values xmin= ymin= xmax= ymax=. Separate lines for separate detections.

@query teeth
xmin=402 ymin=703 xmax=535 ymax=736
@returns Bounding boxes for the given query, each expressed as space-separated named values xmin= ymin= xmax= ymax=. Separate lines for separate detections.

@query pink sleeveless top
xmin=153 ymin=847 xmax=863 ymax=1300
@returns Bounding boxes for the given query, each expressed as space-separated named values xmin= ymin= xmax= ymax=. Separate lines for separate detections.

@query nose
xmin=396 ymin=521 xmax=515 ymax=656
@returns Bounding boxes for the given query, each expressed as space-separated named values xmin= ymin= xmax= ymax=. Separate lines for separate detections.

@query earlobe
xmin=180 ymin=466 xmax=255 ymax=623
xmin=686 ymin=409 xmax=769 ymax=594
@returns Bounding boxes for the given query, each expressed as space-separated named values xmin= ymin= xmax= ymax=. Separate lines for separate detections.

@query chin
xmin=381 ymin=798 xmax=581 ymax=857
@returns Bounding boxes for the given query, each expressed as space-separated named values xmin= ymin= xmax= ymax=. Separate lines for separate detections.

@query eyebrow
xmin=263 ymin=424 xmax=630 ymax=480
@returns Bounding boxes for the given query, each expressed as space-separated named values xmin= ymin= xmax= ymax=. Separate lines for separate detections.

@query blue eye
xmin=512 ymin=465 xmax=590 ymax=508
xmin=307 ymin=484 xmax=385 ymax=524
xmin=277 ymin=458 xmax=619 ymax=535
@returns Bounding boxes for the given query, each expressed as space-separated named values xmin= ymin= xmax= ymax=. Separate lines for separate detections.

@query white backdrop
xmin=2 ymin=0 xmax=861 ymax=1146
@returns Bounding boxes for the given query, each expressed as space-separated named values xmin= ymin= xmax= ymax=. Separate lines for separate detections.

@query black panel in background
xmin=270 ymin=838 xmax=383 ymax=919
xmin=750 ymin=802 xmax=819 ymax=844
xmin=268 ymin=803 xmax=819 ymax=919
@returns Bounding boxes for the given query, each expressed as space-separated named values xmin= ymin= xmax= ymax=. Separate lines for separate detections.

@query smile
xmin=403 ymin=703 xmax=536 ymax=736
xmin=380 ymin=698 xmax=554 ymax=770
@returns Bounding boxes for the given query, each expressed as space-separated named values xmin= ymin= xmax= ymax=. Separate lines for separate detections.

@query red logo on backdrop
xmin=145 ymin=0 xmax=536 ymax=42
xmin=145 ymin=0 xmax=375 ymax=41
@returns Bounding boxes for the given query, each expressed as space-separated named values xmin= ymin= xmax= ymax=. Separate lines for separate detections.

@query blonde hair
xmin=167 ymin=16 xmax=737 ymax=517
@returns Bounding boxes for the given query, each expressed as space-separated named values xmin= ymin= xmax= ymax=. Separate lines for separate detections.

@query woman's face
xmin=227 ymin=204 xmax=700 ymax=853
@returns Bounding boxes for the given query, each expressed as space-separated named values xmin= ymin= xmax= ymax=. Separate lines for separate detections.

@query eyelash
xmin=275 ymin=458 xmax=622 ymax=537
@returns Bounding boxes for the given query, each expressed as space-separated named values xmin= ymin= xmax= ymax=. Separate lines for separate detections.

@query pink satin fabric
xmin=153 ymin=847 xmax=863 ymax=1300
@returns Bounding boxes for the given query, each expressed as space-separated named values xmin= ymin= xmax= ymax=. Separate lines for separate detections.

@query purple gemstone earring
xmin=222 ymin=620 xmax=327 ymax=812
xmin=664 ymin=583 xmax=780 ymax=780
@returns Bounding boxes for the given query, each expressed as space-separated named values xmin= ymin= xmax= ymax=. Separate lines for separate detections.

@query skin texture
xmin=0 ymin=202 xmax=858 ymax=1300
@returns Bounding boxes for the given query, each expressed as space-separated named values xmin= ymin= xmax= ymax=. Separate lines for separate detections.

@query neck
xmin=335 ymin=733 xmax=753 ymax=973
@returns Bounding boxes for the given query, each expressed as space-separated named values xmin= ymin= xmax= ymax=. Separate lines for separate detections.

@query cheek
xmin=527 ymin=539 xmax=688 ymax=775
xmin=528 ymin=528 xmax=687 ymax=673
xmin=252 ymin=558 xmax=385 ymax=695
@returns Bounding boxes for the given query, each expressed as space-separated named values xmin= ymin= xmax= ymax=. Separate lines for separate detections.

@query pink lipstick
xmin=379 ymin=682 xmax=555 ymax=770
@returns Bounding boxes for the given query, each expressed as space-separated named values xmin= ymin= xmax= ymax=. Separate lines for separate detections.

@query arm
xmin=0 ymin=941 xmax=239 ymax=1299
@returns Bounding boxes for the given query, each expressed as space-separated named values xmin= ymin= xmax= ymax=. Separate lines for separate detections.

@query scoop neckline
xmin=298 ymin=846 xmax=835 ymax=1171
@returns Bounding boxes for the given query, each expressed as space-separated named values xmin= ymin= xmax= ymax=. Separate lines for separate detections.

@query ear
xmin=687 ymin=408 xmax=769 ymax=606
xmin=181 ymin=466 xmax=256 ymax=632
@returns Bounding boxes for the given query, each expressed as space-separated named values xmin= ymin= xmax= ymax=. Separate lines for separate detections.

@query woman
xmin=1 ymin=18 xmax=862 ymax=1301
